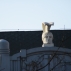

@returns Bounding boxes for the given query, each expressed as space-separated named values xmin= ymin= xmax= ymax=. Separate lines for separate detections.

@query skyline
xmin=0 ymin=0 xmax=71 ymax=31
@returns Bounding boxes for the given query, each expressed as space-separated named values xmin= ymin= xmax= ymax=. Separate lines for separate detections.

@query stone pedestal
xmin=42 ymin=43 xmax=54 ymax=47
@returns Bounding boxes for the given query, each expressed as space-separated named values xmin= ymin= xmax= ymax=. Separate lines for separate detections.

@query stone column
xmin=0 ymin=39 xmax=10 ymax=71
xmin=43 ymin=55 xmax=50 ymax=71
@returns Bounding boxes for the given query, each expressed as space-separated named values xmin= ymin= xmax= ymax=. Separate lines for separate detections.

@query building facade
xmin=0 ymin=22 xmax=71 ymax=71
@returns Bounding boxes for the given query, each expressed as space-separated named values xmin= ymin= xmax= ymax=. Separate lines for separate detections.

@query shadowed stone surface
xmin=0 ymin=30 xmax=71 ymax=55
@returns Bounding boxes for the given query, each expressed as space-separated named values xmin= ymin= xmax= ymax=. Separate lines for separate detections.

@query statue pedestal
xmin=42 ymin=43 xmax=54 ymax=47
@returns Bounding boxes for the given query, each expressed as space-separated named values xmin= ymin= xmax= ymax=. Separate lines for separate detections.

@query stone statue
xmin=42 ymin=22 xmax=54 ymax=47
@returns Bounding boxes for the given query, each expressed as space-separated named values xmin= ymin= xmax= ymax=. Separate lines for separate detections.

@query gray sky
xmin=0 ymin=0 xmax=71 ymax=31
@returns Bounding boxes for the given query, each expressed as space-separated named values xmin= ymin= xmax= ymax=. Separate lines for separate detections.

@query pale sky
xmin=0 ymin=0 xmax=71 ymax=31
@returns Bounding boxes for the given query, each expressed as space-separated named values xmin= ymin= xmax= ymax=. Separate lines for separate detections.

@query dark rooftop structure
xmin=0 ymin=30 xmax=71 ymax=56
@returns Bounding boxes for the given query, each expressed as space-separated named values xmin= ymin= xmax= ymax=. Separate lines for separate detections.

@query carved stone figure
xmin=42 ymin=22 xmax=54 ymax=47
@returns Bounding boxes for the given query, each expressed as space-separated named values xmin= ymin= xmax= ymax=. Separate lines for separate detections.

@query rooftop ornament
xmin=42 ymin=22 xmax=54 ymax=47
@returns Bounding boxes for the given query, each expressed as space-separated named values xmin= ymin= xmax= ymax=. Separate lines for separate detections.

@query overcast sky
xmin=0 ymin=0 xmax=71 ymax=31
